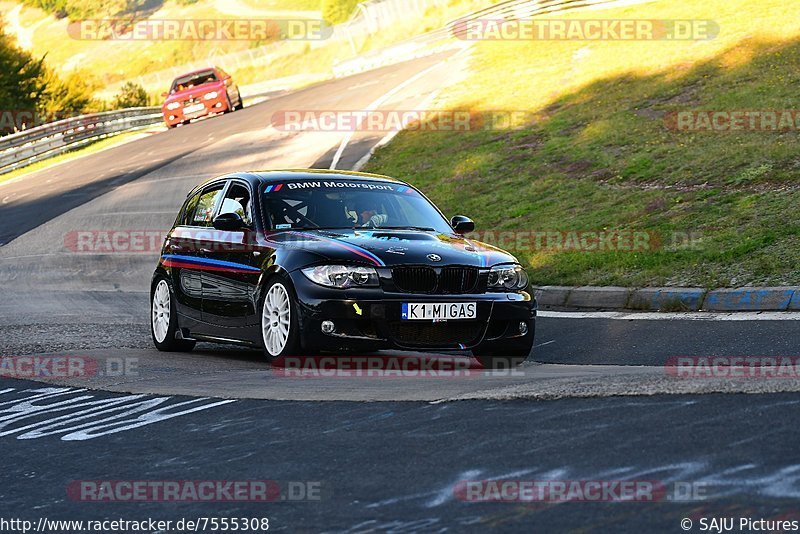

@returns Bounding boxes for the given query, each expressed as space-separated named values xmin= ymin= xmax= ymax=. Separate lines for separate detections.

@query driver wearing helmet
xmin=345 ymin=196 xmax=388 ymax=227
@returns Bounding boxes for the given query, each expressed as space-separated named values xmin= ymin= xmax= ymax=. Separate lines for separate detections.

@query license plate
xmin=183 ymin=103 xmax=205 ymax=114
xmin=401 ymin=302 xmax=476 ymax=321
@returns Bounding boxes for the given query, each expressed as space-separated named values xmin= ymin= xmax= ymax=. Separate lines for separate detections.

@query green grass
xmin=364 ymin=0 xmax=800 ymax=288
xmin=230 ymin=0 xmax=497 ymax=86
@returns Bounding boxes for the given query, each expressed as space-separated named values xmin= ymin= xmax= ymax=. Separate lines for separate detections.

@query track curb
xmin=534 ymin=286 xmax=800 ymax=312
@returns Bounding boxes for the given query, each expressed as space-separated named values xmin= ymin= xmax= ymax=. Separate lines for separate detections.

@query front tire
xmin=151 ymin=277 xmax=196 ymax=352
xmin=260 ymin=276 xmax=300 ymax=362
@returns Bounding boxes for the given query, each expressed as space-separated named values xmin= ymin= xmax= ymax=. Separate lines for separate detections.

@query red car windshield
xmin=170 ymin=70 xmax=217 ymax=93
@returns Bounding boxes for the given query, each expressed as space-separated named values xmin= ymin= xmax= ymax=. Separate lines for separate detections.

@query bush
xmin=322 ymin=0 xmax=359 ymax=25
xmin=38 ymin=70 xmax=103 ymax=119
xmin=111 ymin=82 xmax=149 ymax=109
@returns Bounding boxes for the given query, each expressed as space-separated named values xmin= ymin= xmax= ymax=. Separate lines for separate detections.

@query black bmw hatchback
xmin=150 ymin=170 xmax=536 ymax=368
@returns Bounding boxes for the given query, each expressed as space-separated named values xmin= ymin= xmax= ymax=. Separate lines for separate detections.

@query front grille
xmin=393 ymin=266 xmax=437 ymax=293
xmin=439 ymin=267 xmax=479 ymax=294
xmin=392 ymin=266 xmax=480 ymax=294
xmin=388 ymin=321 xmax=484 ymax=347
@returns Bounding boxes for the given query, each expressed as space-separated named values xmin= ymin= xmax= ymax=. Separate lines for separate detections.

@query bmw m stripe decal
xmin=161 ymin=254 xmax=261 ymax=274
xmin=394 ymin=186 xmax=415 ymax=195
xmin=292 ymin=232 xmax=387 ymax=267
xmin=264 ymin=184 xmax=283 ymax=193
xmin=475 ymin=252 xmax=490 ymax=267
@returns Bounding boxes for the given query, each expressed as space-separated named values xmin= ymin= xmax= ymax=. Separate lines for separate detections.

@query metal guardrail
xmin=0 ymin=107 xmax=162 ymax=176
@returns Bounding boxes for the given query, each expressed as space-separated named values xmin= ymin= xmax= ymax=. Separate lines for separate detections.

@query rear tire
xmin=260 ymin=276 xmax=300 ymax=362
xmin=151 ymin=277 xmax=196 ymax=352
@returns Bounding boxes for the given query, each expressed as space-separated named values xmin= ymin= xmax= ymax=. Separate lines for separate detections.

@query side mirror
xmin=451 ymin=215 xmax=475 ymax=234
xmin=161 ymin=92 xmax=169 ymax=98
xmin=213 ymin=212 xmax=246 ymax=231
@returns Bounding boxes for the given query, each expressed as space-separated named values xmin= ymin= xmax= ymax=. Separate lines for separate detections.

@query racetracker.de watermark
xmin=665 ymin=110 xmax=800 ymax=132
xmin=272 ymin=355 xmax=524 ymax=378
xmin=62 ymin=229 xmax=705 ymax=254
xmin=68 ymin=18 xmax=332 ymax=41
xmin=64 ymin=229 xmax=264 ymax=254
xmin=464 ymin=230 xmax=703 ymax=253
xmin=67 ymin=480 xmax=324 ymax=502
xmin=270 ymin=110 xmax=535 ymax=132
xmin=454 ymin=480 xmax=710 ymax=502
xmin=665 ymin=356 xmax=800 ymax=379
xmin=451 ymin=19 xmax=719 ymax=41
xmin=0 ymin=356 xmax=138 ymax=379
xmin=0 ymin=110 xmax=90 ymax=134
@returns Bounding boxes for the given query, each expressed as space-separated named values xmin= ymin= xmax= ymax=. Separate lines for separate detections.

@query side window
xmin=218 ymin=182 xmax=253 ymax=227
xmin=180 ymin=192 xmax=201 ymax=226
xmin=190 ymin=184 xmax=225 ymax=227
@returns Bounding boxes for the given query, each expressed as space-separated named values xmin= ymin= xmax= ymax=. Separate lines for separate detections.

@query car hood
xmin=164 ymin=82 xmax=224 ymax=104
xmin=264 ymin=229 xmax=517 ymax=268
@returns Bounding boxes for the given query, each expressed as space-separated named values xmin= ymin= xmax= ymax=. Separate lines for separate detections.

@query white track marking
xmin=329 ymin=60 xmax=450 ymax=170
xmin=539 ymin=311 xmax=800 ymax=321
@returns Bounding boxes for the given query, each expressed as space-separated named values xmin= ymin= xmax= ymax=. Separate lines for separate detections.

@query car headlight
xmin=203 ymin=91 xmax=218 ymax=100
xmin=301 ymin=265 xmax=380 ymax=288
xmin=487 ymin=264 xmax=529 ymax=291
xmin=165 ymin=102 xmax=180 ymax=110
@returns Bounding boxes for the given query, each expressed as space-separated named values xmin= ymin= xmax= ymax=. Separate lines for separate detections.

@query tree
xmin=0 ymin=19 xmax=48 ymax=114
xmin=111 ymin=82 xmax=149 ymax=109
xmin=38 ymin=70 xmax=103 ymax=119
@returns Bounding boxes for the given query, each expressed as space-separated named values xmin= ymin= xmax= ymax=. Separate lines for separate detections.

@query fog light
xmin=321 ymin=320 xmax=335 ymax=334
xmin=519 ymin=321 xmax=528 ymax=335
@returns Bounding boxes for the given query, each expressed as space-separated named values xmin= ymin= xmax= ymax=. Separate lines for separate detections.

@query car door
xmin=200 ymin=180 xmax=262 ymax=332
xmin=165 ymin=181 xmax=226 ymax=324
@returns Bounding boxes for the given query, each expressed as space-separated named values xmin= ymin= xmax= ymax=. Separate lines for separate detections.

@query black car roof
xmin=188 ymin=169 xmax=404 ymax=196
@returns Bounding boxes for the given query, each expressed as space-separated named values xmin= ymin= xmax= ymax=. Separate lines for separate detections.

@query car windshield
xmin=262 ymin=179 xmax=454 ymax=233
xmin=170 ymin=70 xmax=217 ymax=93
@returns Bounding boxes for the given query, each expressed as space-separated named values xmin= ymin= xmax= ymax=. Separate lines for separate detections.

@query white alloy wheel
xmin=262 ymin=282 xmax=291 ymax=357
xmin=152 ymin=280 xmax=171 ymax=343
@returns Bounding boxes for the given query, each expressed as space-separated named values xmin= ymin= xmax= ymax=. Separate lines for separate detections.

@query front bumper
xmin=162 ymin=95 xmax=229 ymax=126
xmin=289 ymin=270 xmax=536 ymax=353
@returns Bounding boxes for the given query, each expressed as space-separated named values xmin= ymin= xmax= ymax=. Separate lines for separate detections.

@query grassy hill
xmin=365 ymin=0 xmax=800 ymax=288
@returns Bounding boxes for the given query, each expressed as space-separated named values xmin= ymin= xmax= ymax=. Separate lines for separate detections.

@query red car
xmin=161 ymin=66 xmax=243 ymax=128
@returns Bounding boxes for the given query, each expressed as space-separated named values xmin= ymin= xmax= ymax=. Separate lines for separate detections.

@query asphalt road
xmin=0 ymin=50 xmax=461 ymax=246
xmin=2 ymin=376 xmax=800 ymax=533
